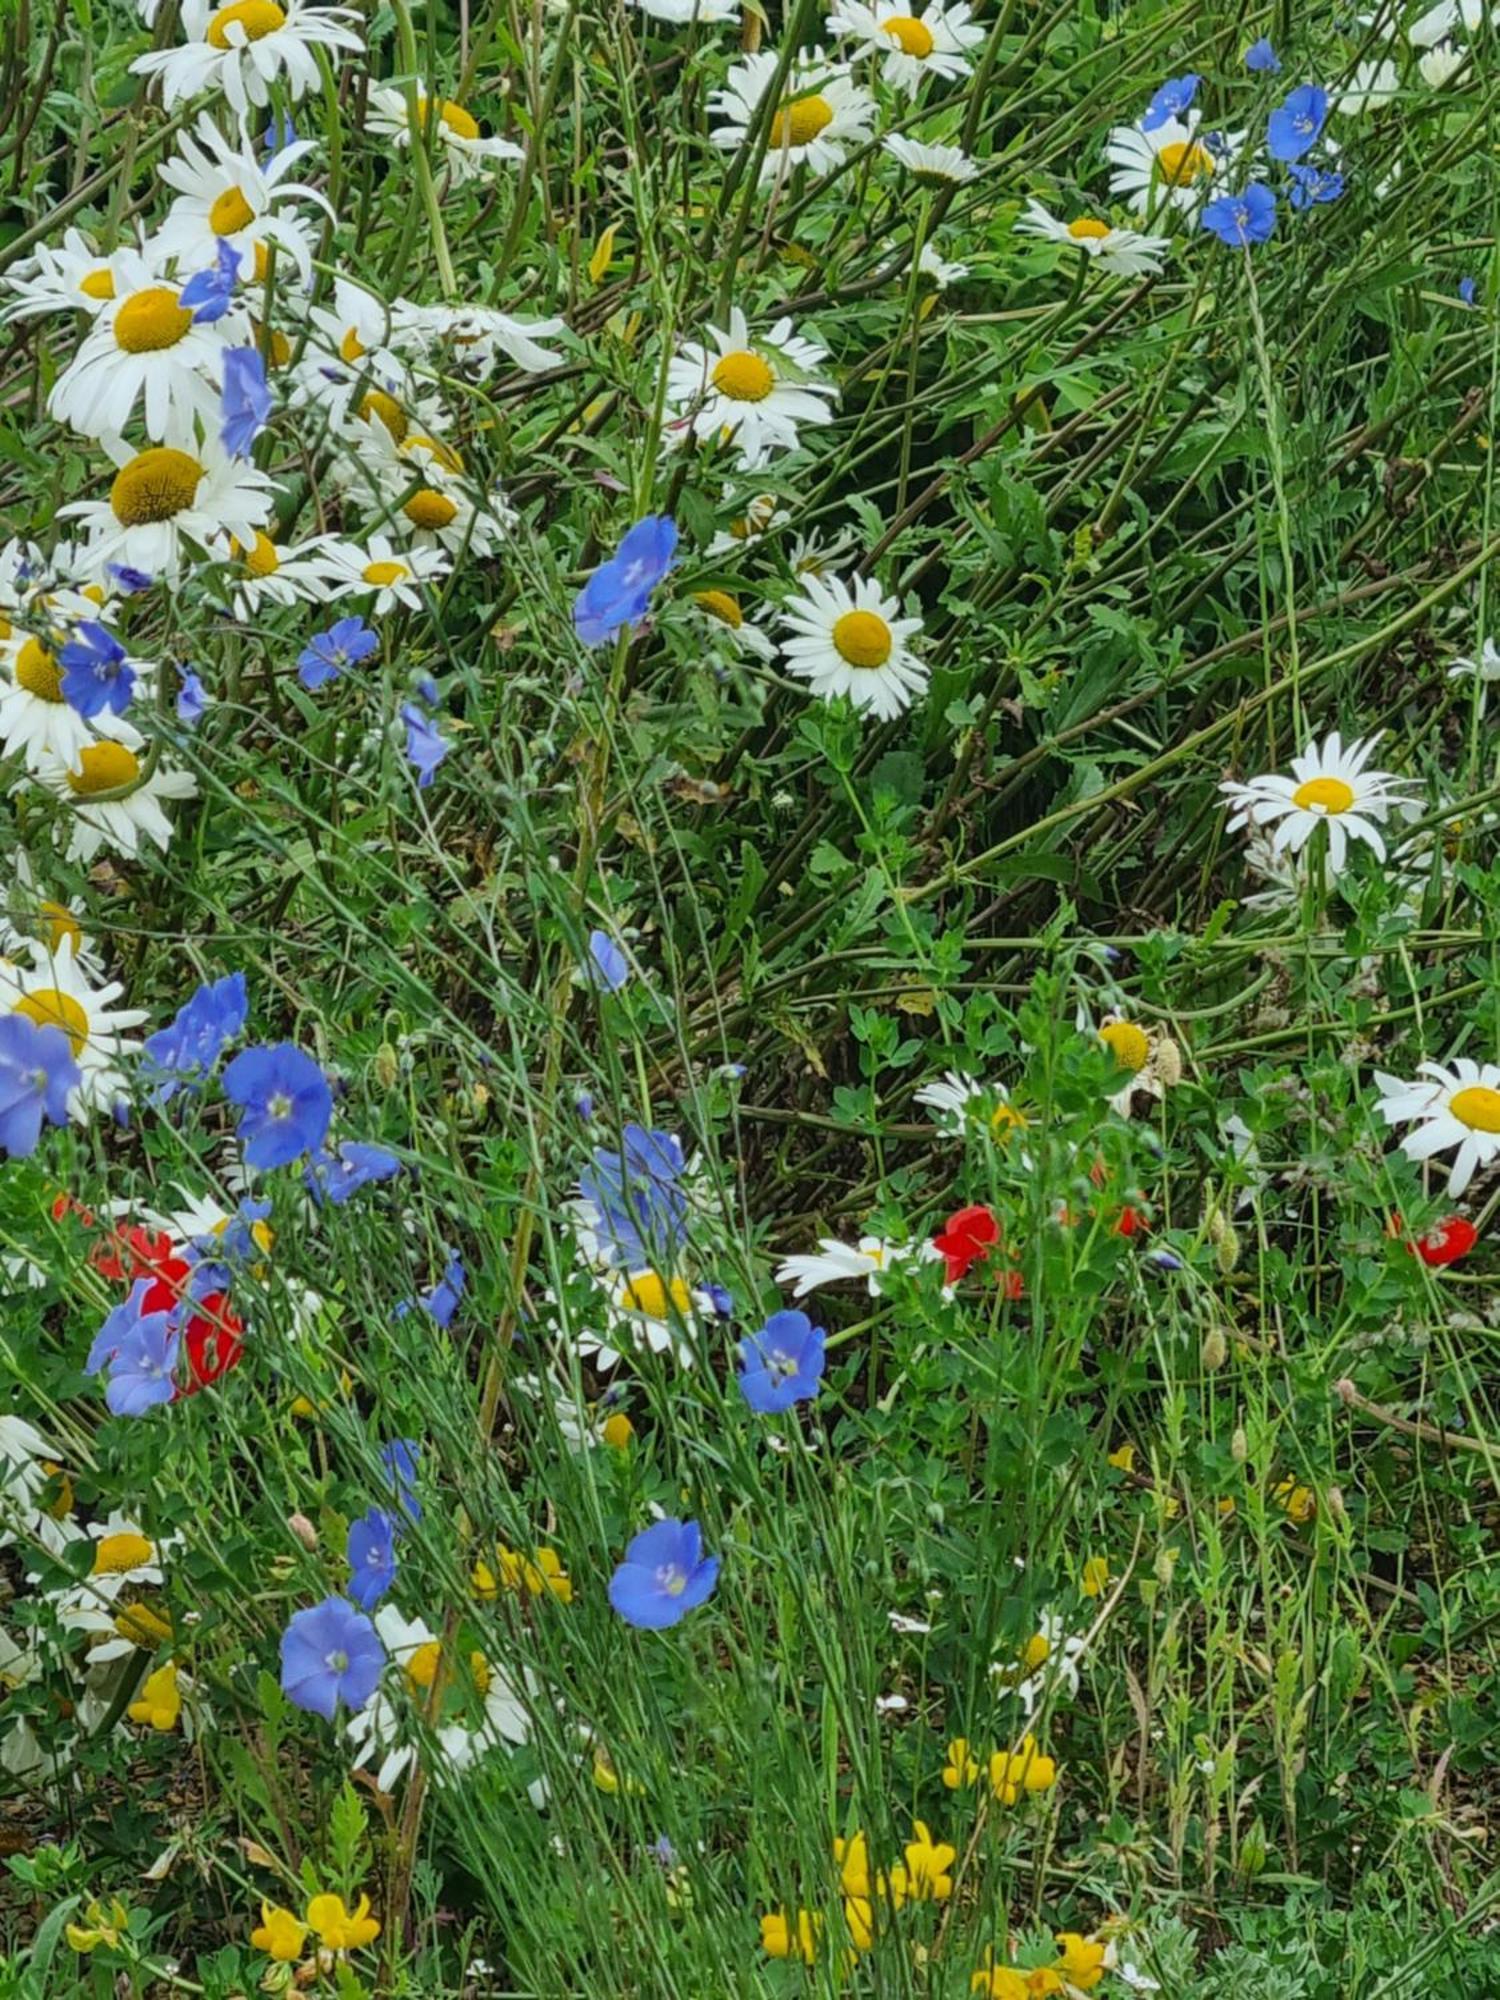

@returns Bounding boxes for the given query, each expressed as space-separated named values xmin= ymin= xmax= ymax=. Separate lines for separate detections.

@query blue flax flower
xmin=588 ymin=929 xmax=631 ymax=992
xmin=305 ymin=1141 xmax=401 ymax=1205
xmin=178 ymin=238 xmax=240 ymax=324
xmin=608 ymin=1518 xmax=719 ymax=1629
xmin=1142 ymin=72 xmax=1201 ymax=132
xmin=0 ymin=1013 xmax=79 ymax=1157
xmin=1287 ymin=163 xmax=1344 ymax=209
xmin=280 ymin=1596 xmax=385 ymax=1720
xmin=378 ymin=1439 xmax=423 ymax=1526
xmin=1459 ymin=274 xmax=1478 ymax=305
xmin=346 ymin=1508 xmax=398 ymax=1610
xmin=58 ymin=622 xmax=134 ymax=719
xmin=85 ymin=1277 xmax=160 ymax=1375
xmin=298 ymin=616 xmax=377 ymax=692
xmin=1202 ymin=183 xmax=1277 ymax=246
xmin=108 ymin=564 xmax=154 ymax=595
xmin=222 ymin=1042 xmax=333 ymax=1167
xmin=398 ymin=1248 xmax=465 ymax=1326
xmin=104 ymin=1313 xmax=180 ymax=1416
xmin=400 ymin=701 xmax=448 ymax=787
xmin=177 ymin=667 xmax=208 ymax=725
xmin=578 ymin=1123 xmax=688 ymax=1268
xmin=221 ymin=346 xmax=271 ymax=457
xmin=738 ymin=1308 xmax=827 ymax=1414
xmin=1267 ymin=84 xmax=1327 ymax=162
xmin=261 ymin=114 xmax=296 ymax=161
xmin=1245 ymin=37 xmax=1281 ymax=72
xmin=142 ymin=970 xmax=248 ymax=1105
xmin=573 ymin=515 xmax=677 ymax=647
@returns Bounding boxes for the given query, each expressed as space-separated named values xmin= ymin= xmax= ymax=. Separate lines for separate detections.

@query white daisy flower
xmin=48 ymin=249 xmax=245 ymax=445
xmin=568 ymin=1268 xmax=706 ymax=1373
xmin=0 ymin=625 xmax=144 ymax=776
xmin=1091 ymin=1011 xmax=1179 ymax=1119
xmin=1 ymin=230 xmax=156 ymax=325
xmin=316 ymin=535 xmax=452 ymax=613
xmin=396 ymin=301 xmax=568 ymax=377
xmin=131 ymin=0 xmax=364 ymax=117
xmin=1407 ymin=0 xmax=1487 ymax=46
xmin=155 ymin=111 xmax=334 ymax=288
xmin=1220 ymin=730 xmax=1414 ymax=877
xmin=1418 ymin=41 xmax=1468 ymax=84
xmin=706 ymin=491 xmax=780 ymax=556
xmin=995 ymin=1609 xmax=1087 ymax=1717
xmin=630 ymin=0 xmax=740 ymax=19
xmin=1014 ymin=198 xmax=1171 ymax=275
xmin=882 ymin=134 xmax=977 ymax=183
xmin=827 ymin=0 xmax=983 ymax=93
xmin=0 ymin=937 xmax=147 ymax=1116
xmin=0 ymin=1415 xmax=78 ymax=1560
xmin=364 ymin=88 xmax=524 ymax=183
xmin=41 ymin=1515 xmax=170 ymax=1633
xmin=916 ymin=241 xmax=968 ymax=289
xmin=710 ymin=50 xmax=876 ymax=183
xmin=774 ymin=1234 xmax=937 ymax=1297
xmin=779 ymin=571 xmax=927 ymax=720
xmin=37 ymin=741 xmax=199 ymax=864
xmin=1374 ymin=1060 xmax=1500 ymax=1196
xmin=347 ymin=1607 xmax=534 ymax=1793
xmin=302 ymin=275 xmax=416 ymax=383
xmin=685 ymin=587 xmax=777 ymax=660
xmin=506 ymin=1370 xmax=616 ymax=1452
xmin=364 ymin=433 xmax=515 ymax=559
xmin=913 ymin=1069 xmax=1030 ymax=1143
xmin=1448 ymin=637 xmax=1500 ymax=696
xmin=217 ymin=530 xmax=343 ymax=617
xmin=1336 ymin=58 xmax=1400 ymax=113
xmin=61 ymin=435 xmax=275 ymax=584
xmin=1105 ymin=112 xmax=1236 ymax=217
xmin=664 ymin=306 xmax=837 ymax=469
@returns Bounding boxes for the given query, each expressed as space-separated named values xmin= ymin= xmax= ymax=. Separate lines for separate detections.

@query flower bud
xmin=1231 ymin=1425 xmax=1248 ymax=1463
xmin=286 ymin=1512 xmax=318 ymax=1552
xmin=1201 ymin=1325 xmax=1228 ymax=1371
xmin=373 ymin=1042 xmax=399 ymax=1091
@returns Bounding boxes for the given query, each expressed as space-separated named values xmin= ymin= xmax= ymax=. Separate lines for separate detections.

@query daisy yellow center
xmin=363 ymin=560 xmax=408 ymax=586
xmin=694 ymin=589 xmax=743 ymax=628
xmin=80 ymin=267 xmax=116 ymax=301
xmin=405 ymin=489 xmax=457 ymax=530
xmin=15 ymin=638 xmax=63 ymax=703
xmin=42 ymin=902 xmax=82 ymax=954
xmin=1021 ymin=1631 xmax=1051 ymax=1670
xmin=405 ymin=1641 xmax=442 ymax=1690
xmin=406 ymin=434 xmax=463 ymax=473
xmin=208 ymin=186 xmax=256 ymax=235
xmin=1156 ymin=140 xmax=1214 ymax=185
xmin=468 ymin=1649 xmax=491 ymax=1695
xmin=1291 ymin=775 xmax=1355 ymax=815
xmin=206 ymin=0 xmax=286 ymax=46
xmin=1450 ymin=1085 xmax=1500 ymax=1134
xmin=360 ymin=389 xmax=408 ymax=443
xmin=114 ymin=288 xmax=194 ymax=354
xmin=235 ymin=530 xmax=280 ymax=577
xmin=339 ymin=326 xmax=366 ymax=362
xmin=882 ymin=14 xmax=935 ymax=56
xmin=621 ymin=1272 xmax=693 ymax=1318
xmin=1067 ymin=217 xmax=1111 ymax=241
xmin=418 ymin=96 xmax=481 ymax=140
xmin=67 ymin=742 xmax=142 ymax=796
xmin=831 ymin=609 xmax=893 ymax=669
xmin=711 ymin=349 xmax=776 ymax=403
xmin=1100 ymin=1020 xmax=1150 ymax=1072
xmin=770 ymin=93 xmax=834 ymax=150
xmin=109 ymin=448 xmax=204 ymax=527
xmin=15 ymin=988 xmax=88 ymax=1055
xmin=92 ymin=1531 xmax=152 ymax=1575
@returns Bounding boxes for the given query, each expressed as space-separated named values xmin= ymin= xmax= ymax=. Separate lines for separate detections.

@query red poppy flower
xmin=1409 ymin=1216 xmax=1477 ymax=1268
xmin=91 ymin=1223 xmax=179 ymax=1284
xmin=933 ymin=1203 xmax=1001 ymax=1283
xmin=178 ymin=1293 xmax=245 ymax=1393
xmin=1114 ymin=1205 xmax=1147 ymax=1238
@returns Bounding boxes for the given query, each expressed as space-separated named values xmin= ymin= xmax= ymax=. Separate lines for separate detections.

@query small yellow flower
xmin=971 ymin=1954 xmax=1033 ymax=1998
xmin=1273 ymin=1478 xmax=1315 ymax=1523
xmin=1106 ymin=1442 xmax=1135 ymax=1473
xmin=127 ymin=1662 xmax=182 ymax=1732
xmin=902 ymin=1821 xmax=955 ymax=1901
xmin=66 ymin=1899 xmax=130 ymax=1954
xmin=1081 ymin=1555 xmax=1110 ymax=1598
xmin=305 ymin=1893 xmax=380 ymax=1952
xmin=834 ymin=1830 xmax=873 ymax=1898
xmin=251 ymin=1902 xmax=308 ymax=1961
xmin=844 ymin=1895 xmax=874 ymax=1952
xmin=473 ymin=1542 xmax=573 ymax=1605
xmin=943 ymin=1735 xmax=980 ymax=1789
xmin=1054 ymin=1932 xmax=1107 ymax=1989
xmin=988 ymin=1733 xmax=1057 ymax=1806
xmin=591 ymin=1747 xmax=644 ymax=1795
xmin=760 ymin=1908 xmax=820 ymax=1961
xmin=601 ymin=1411 xmax=634 ymax=1448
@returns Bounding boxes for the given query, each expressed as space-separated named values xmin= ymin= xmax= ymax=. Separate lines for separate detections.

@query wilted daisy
xmin=1015 ymin=199 xmax=1171 ymax=275
xmin=1 ymin=230 xmax=157 ymax=324
xmin=0 ymin=1414 xmax=78 ymax=1559
xmin=775 ymin=1235 xmax=938 ymax=1296
xmin=155 ymin=111 xmax=333 ymax=286
xmin=317 ymin=536 xmax=452 ymax=614
xmin=913 ymin=1070 xmax=1030 ymax=1143
xmin=1374 ymin=1060 xmax=1500 ymax=1196
xmin=780 ymin=572 xmax=927 ymax=720
xmin=37 ymin=742 xmax=199 ymax=864
xmin=1220 ymin=731 xmax=1413 ymax=876
xmin=881 ymin=135 xmax=978 ymax=184
xmin=365 ymin=89 xmax=524 ymax=182
xmin=664 ymin=308 xmax=837 ymax=469
xmin=48 ymin=250 xmax=244 ymax=443
xmin=1092 ymin=1011 xmax=1181 ymax=1118
xmin=685 ymin=588 xmax=777 ymax=661
xmin=711 ymin=51 xmax=876 ymax=183
xmin=1106 ymin=114 xmax=1236 ymax=217
xmin=62 ymin=435 xmax=274 ymax=583
xmin=828 ymin=0 xmax=982 ymax=92
xmin=131 ymin=0 xmax=364 ymax=116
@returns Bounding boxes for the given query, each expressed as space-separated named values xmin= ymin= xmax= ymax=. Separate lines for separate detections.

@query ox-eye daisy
xmin=1375 ymin=1060 xmax=1500 ymax=1196
xmin=828 ymin=0 xmax=982 ymax=93
xmin=318 ymin=536 xmax=451 ymax=614
xmin=665 ymin=308 xmax=836 ymax=469
xmin=629 ymin=0 xmax=739 ymax=20
xmin=37 ymin=742 xmax=199 ymax=864
xmin=0 ymin=626 xmax=144 ymax=773
xmin=1015 ymin=200 xmax=1171 ymax=275
xmin=1220 ymin=731 xmax=1413 ymax=877
xmin=62 ymin=436 xmax=274 ymax=584
xmin=780 ymin=572 xmax=927 ymax=720
xmin=131 ymin=0 xmax=364 ymax=116
xmin=913 ymin=1070 xmax=1031 ymax=1143
xmin=710 ymin=51 xmax=876 ymax=183
xmin=398 ymin=303 xmax=568 ymax=377
xmin=686 ymin=588 xmax=777 ymax=661
xmin=365 ymin=89 xmax=524 ymax=182
xmin=775 ymin=1235 xmax=939 ymax=1297
xmin=217 ymin=530 xmax=341 ymax=617
xmin=155 ymin=112 xmax=333 ymax=287
xmin=48 ymin=251 xmax=244 ymax=444
xmin=1 ymin=230 xmax=158 ymax=325
xmin=569 ymin=1269 xmax=709 ymax=1372
xmin=1106 ymin=113 xmax=1239 ymax=217
xmin=881 ymin=135 xmax=978 ymax=184
xmin=0 ymin=940 xmax=147 ymax=1117
xmin=364 ymin=434 xmax=515 ymax=559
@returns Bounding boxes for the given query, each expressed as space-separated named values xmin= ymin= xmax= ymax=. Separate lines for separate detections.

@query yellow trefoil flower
xmin=251 ymin=1902 xmax=308 ymax=1961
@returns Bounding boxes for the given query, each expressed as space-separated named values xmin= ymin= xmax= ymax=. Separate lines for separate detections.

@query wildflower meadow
xmin=2 ymin=0 xmax=1500 ymax=1991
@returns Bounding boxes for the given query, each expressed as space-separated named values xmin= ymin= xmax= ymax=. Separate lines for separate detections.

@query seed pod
xmin=1202 ymin=1324 xmax=1228 ymax=1371
xmin=373 ymin=1042 xmax=399 ymax=1090
xmin=287 ymin=1512 xmax=318 ymax=1552
xmin=1231 ymin=1424 xmax=1248 ymax=1463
